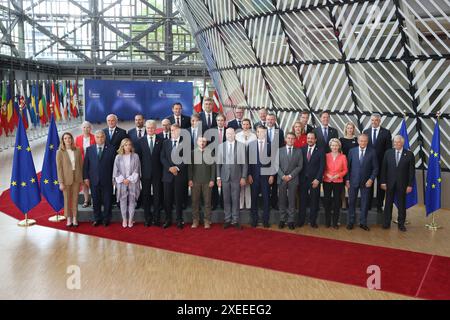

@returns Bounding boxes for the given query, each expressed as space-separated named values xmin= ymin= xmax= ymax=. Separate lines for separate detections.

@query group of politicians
xmin=55 ymin=97 xmax=416 ymax=232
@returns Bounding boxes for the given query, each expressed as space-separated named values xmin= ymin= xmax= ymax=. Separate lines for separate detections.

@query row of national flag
xmin=0 ymin=80 xmax=80 ymax=137
xmin=8 ymin=113 xmax=442 ymax=219
xmin=193 ymin=87 xmax=223 ymax=114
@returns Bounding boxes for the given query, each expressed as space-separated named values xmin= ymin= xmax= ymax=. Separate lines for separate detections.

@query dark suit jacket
xmin=306 ymin=124 xmax=314 ymax=134
xmin=346 ymin=146 xmax=379 ymax=187
xmin=248 ymin=140 xmax=275 ymax=180
xmin=253 ymin=121 xmax=267 ymax=130
xmin=299 ymin=145 xmax=325 ymax=183
xmin=364 ymin=126 xmax=392 ymax=167
xmin=83 ymin=144 xmax=116 ymax=187
xmin=166 ymin=114 xmax=191 ymax=129
xmin=380 ymin=148 xmax=415 ymax=189
xmin=137 ymin=135 xmax=163 ymax=181
xmin=128 ymin=127 xmax=146 ymax=144
xmin=208 ymin=127 xmax=227 ymax=145
xmin=199 ymin=111 xmax=218 ymax=130
xmin=227 ymin=119 xmax=243 ymax=131
xmin=188 ymin=127 xmax=202 ymax=149
xmin=266 ymin=126 xmax=285 ymax=147
xmin=313 ymin=126 xmax=339 ymax=152
xmin=103 ymin=127 xmax=128 ymax=152
xmin=160 ymin=138 xmax=187 ymax=183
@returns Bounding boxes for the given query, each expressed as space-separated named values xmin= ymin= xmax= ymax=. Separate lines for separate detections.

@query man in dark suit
xmin=253 ymin=108 xmax=268 ymax=129
xmin=166 ymin=102 xmax=191 ymax=129
xmin=266 ymin=113 xmax=284 ymax=210
xmin=188 ymin=114 xmax=202 ymax=149
xmin=160 ymin=124 xmax=188 ymax=229
xmin=299 ymin=132 xmax=325 ymax=228
xmin=363 ymin=113 xmax=392 ymax=213
xmin=248 ymin=125 xmax=276 ymax=228
xmin=199 ymin=97 xmax=217 ymax=130
xmin=103 ymin=114 xmax=129 ymax=152
xmin=208 ymin=113 xmax=226 ymax=209
xmin=227 ymin=107 xmax=245 ymax=131
xmin=157 ymin=118 xmax=172 ymax=140
xmin=299 ymin=110 xmax=314 ymax=134
xmin=277 ymin=132 xmax=303 ymax=230
xmin=127 ymin=114 xmax=146 ymax=145
xmin=83 ymin=130 xmax=116 ymax=227
xmin=346 ymin=134 xmax=379 ymax=231
xmin=313 ymin=110 xmax=339 ymax=152
xmin=380 ymin=135 xmax=415 ymax=232
xmin=137 ymin=120 xmax=163 ymax=227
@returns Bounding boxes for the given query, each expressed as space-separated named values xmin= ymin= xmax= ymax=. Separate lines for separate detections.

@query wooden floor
xmin=0 ymin=121 xmax=448 ymax=300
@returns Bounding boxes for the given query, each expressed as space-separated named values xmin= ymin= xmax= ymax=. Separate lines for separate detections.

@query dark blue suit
xmin=346 ymin=146 xmax=379 ymax=226
xmin=299 ymin=145 xmax=325 ymax=226
xmin=248 ymin=140 xmax=275 ymax=225
xmin=227 ymin=119 xmax=242 ymax=131
xmin=199 ymin=111 xmax=218 ymax=130
xmin=83 ymin=144 xmax=116 ymax=223
xmin=128 ymin=127 xmax=146 ymax=154
xmin=103 ymin=127 xmax=128 ymax=152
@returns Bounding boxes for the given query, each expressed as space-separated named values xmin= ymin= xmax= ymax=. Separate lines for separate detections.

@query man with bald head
xmin=103 ymin=113 xmax=128 ymax=152
xmin=380 ymin=135 xmax=415 ymax=232
xmin=157 ymin=118 xmax=172 ymax=140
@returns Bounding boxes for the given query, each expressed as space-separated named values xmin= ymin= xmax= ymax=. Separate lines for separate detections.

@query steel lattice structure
xmin=176 ymin=0 xmax=450 ymax=171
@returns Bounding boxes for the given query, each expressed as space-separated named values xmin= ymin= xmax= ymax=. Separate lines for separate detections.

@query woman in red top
xmin=323 ymin=138 xmax=348 ymax=229
xmin=292 ymin=121 xmax=307 ymax=148
xmin=75 ymin=121 xmax=95 ymax=207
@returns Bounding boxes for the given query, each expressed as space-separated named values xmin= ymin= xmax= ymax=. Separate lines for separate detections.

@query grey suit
xmin=277 ymin=146 xmax=303 ymax=223
xmin=216 ymin=141 xmax=248 ymax=224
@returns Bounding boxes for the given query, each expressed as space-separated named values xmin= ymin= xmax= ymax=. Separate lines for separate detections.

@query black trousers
xmin=163 ymin=175 xmax=187 ymax=223
xmin=323 ymin=182 xmax=344 ymax=226
xmin=91 ymin=184 xmax=113 ymax=223
xmin=384 ymin=183 xmax=407 ymax=227
xmin=299 ymin=180 xmax=321 ymax=226
xmin=212 ymin=183 xmax=223 ymax=209
xmin=369 ymin=174 xmax=385 ymax=210
xmin=270 ymin=183 xmax=278 ymax=209
xmin=142 ymin=178 xmax=161 ymax=224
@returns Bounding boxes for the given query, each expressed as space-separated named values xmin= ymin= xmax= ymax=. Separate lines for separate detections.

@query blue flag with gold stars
xmin=41 ymin=115 xmax=64 ymax=212
xmin=425 ymin=121 xmax=441 ymax=216
xmin=10 ymin=113 xmax=41 ymax=214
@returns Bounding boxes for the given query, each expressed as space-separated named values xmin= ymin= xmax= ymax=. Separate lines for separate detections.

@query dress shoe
xmin=144 ymin=222 xmax=151 ymax=227
xmin=223 ymin=222 xmax=231 ymax=229
xmin=346 ymin=224 xmax=354 ymax=230
xmin=153 ymin=221 xmax=161 ymax=227
xmin=103 ymin=221 xmax=110 ymax=227
xmin=191 ymin=221 xmax=199 ymax=229
xmin=382 ymin=224 xmax=391 ymax=230
xmin=263 ymin=222 xmax=270 ymax=228
xmin=288 ymin=222 xmax=295 ymax=230
xmin=398 ymin=225 xmax=407 ymax=232
xmin=332 ymin=224 xmax=339 ymax=230
xmin=325 ymin=224 xmax=331 ymax=228
xmin=278 ymin=221 xmax=285 ymax=229
xmin=177 ymin=222 xmax=184 ymax=229
xmin=311 ymin=223 xmax=318 ymax=229
xmin=251 ymin=221 xmax=257 ymax=228
xmin=233 ymin=223 xmax=243 ymax=230
xmin=92 ymin=221 xmax=101 ymax=227
xmin=163 ymin=222 xmax=171 ymax=229
xmin=359 ymin=224 xmax=370 ymax=231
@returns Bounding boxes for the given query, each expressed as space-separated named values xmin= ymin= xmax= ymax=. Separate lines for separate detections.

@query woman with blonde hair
xmin=56 ymin=132 xmax=83 ymax=227
xmin=339 ymin=121 xmax=358 ymax=156
xmin=75 ymin=121 xmax=95 ymax=207
xmin=113 ymin=138 xmax=141 ymax=228
xmin=323 ymin=138 xmax=348 ymax=228
xmin=292 ymin=120 xmax=307 ymax=148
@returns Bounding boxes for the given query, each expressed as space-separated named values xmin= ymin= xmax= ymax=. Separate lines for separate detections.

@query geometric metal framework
xmin=0 ymin=0 xmax=204 ymax=68
xmin=176 ymin=0 xmax=450 ymax=171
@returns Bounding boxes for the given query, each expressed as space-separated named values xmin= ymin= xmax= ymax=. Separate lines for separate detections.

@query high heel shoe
xmin=72 ymin=219 xmax=79 ymax=227
xmin=82 ymin=199 xmax=91 ymax=208
xmin=66 ymin=217 xmax=73 ymax=227
xmin=128 ymin=220 xmax=134 ymax=228
xmin=122 ymin=221 xmax=128 ymax=228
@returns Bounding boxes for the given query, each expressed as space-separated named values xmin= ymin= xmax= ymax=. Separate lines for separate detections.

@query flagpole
xmin=426 ymin=111 xmax=442 ymax=231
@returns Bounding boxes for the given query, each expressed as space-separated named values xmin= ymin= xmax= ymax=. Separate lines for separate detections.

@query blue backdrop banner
xmin=85 ymin=79 xmax=193 ymax=122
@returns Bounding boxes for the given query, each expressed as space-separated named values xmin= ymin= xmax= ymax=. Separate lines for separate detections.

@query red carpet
xmin=1 ymin=189 xmax=449 ymax=300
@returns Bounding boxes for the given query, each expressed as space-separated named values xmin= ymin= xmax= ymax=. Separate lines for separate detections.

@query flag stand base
xmin=49 ymin=215 xmax=66 ymax=222
xmin=426 ymin=215 xmax=442 ymax=231
xmin=18 ymin=214 xmax=36 ymax=227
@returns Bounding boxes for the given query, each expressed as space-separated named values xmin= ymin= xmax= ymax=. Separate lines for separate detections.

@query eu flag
xmin=395 ymin=119 xmax=418 ymax=209
xmin=41 ymin=115 xmax=64 ymax=212
xmin=425 ymin=121 xmax=441 ymax=216
xmin=10 ymin=114 xmax=41 ymax=214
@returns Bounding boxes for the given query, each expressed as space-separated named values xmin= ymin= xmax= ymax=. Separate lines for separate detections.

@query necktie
xmin=259 ymin=141 xmax=264 ymax=155
xmin=149 ymin=136 xmax=154 ymax=153
xmin=268 ymin=128 xmax=272 ymax=143
xmin=164 ymin=133 xmax=168 ymax=139
xmin=192 ymin=129 xmax=196 ymax=144
xmin=97 ymin=147 xmax=103 ymax=159
xmin=307 ymin=147 xmax=312 ymax=161
xmin=176 ymin=117 xmax=180 ymax=126
xmin=207 ymin=114 xmax=211 ymax=127
xmin=219 ymin=128 xmax=223 ymax=142
xmin=237 ymin=120 xmax=241 ymax=128
xmin=360 ymin=149 xmax=365 ymax=163
xmin=109 ymin=129 xmax=113 ymax=139
xmin=227 ymin=143 xmax=233 ymax=162
xmin=288 ymin=147 xmax=292 ymax=158
xmin=323 ymin=127 xmax=328 ymax=142
xmin=172 ymin=140 xmax=177 ymax=149
xmin=373 ymin=128 xmax=377 ymax=144
xmin=396 ymin=151 xmax=401 ymax=166
xmin=138 ymin=129 xmax=142 ymax=138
